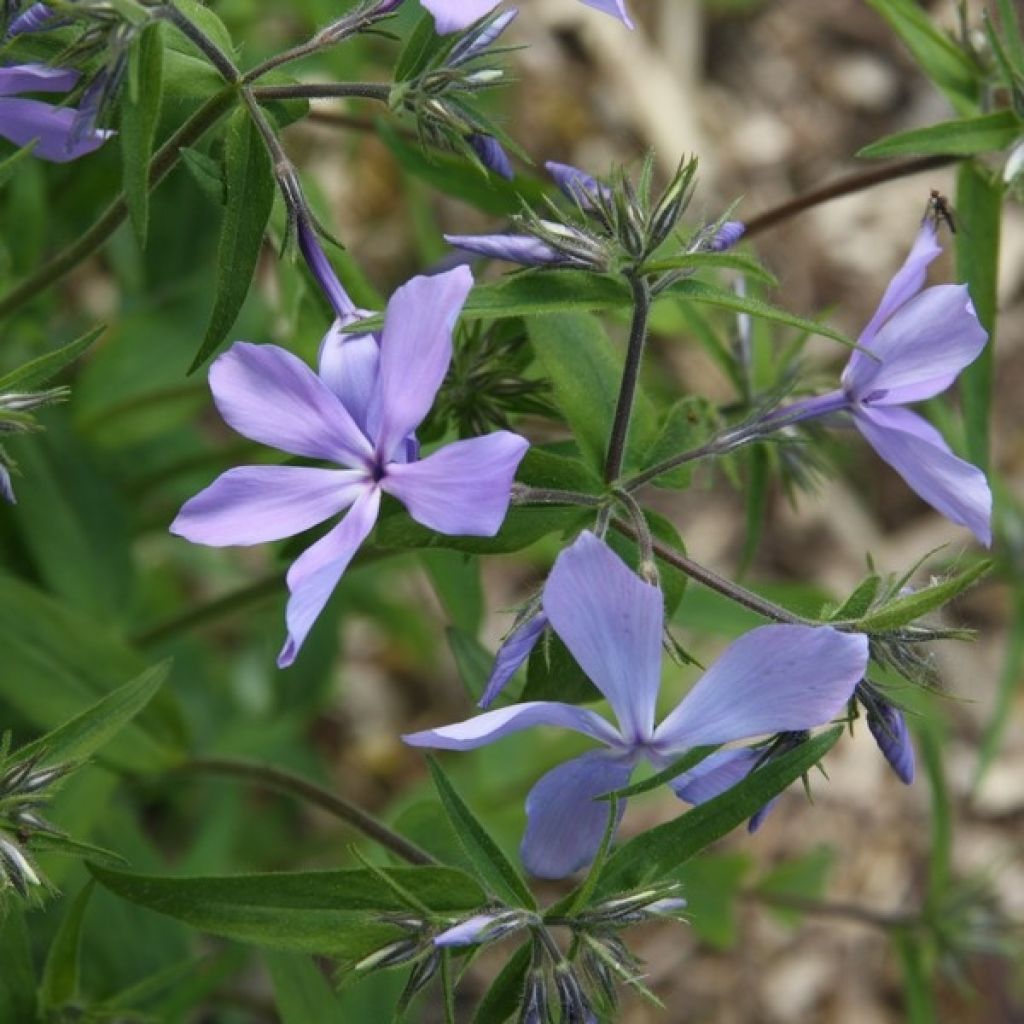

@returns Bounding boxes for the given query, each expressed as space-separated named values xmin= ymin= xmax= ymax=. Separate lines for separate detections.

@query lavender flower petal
xmin=170 ymin=466 xmax=367 ymax=546
xmin=545 ymin=161 xmax=608 ymax=209
xmin=579 ymin=0 xmax=634 ymax=28
xmin=433 ymin=914 xmax=501 ymax=947
xmin=403 ymin=701 xmax=625 ymax=750
xmin=383 ymin=431 xmax=528 ymax=536
xmin=7 ymin=3 xmax=59 ymax=36
xmin=420 ymin=0 xmax=501 ymax=34
xmin=447 ymin=9 xmax=518 ymax=65
xmin=297 ymin=219 xmax=356 ymax=318
xmin=444 ymin=232 xmax=564 ymax=266
xmin=521 ymin=750 xmax=633 ymax=879
xmin=653 ymin=625 xmax=867 ymax=752
xmin=842 ymin=285 xmax=987 ymax=403
xmin=0 ymin=97 xmax=111 ymax=162
xmin=0 ymin=63 xmax=79 ymax=96
xmin=318 ymin=327 xmax=380 ymax=435
xmin=279 ymin=486 xmax=381 ymax=667
xmin=866 ymin=703 xmax=915 ymax=784
xmin=370 ymin=266 xmax=473 ymax=460
xmin=469 ymin=134 xmax=514 ymax=180
xmin=209 ymin=342 xmax=373 ymax=466
xmin=479 ymin=611 xmax=547 ymax=708
xmin=542 ymin=531 xmax=664 ymax=744
xmin=854 ymin=404 xmax=992 ymax=546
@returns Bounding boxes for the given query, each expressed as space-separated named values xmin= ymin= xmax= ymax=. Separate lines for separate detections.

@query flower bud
xmin=468 ymin=133 xmax=514 ymax=180
xmin=709 ymin=220 xmax=746 ymax=252
xmin=0 ymin=462 xmax=13 ymax=505
xmin=447 ymin=9 xmax=518 ymax=67
xmin=866 ymin=701 xmax=915 ymax=784
xmin=434 ymin=909 xmax=528 ymax=947
xmin=554 ymin=963 xmax=594 ymax=1024
xmin=0 ymin=837 xmax=41 ymax=896
xmin=355 ymin=938 xmax=422 ymax=972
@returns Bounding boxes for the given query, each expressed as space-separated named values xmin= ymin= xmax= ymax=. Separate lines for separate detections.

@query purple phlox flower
xmin=421 ymin=0 xmax=632 ymax=34
xmin=545 ymin=160 xmax=611 ymax=211
xmin=171 ymin=266 xmax=529 ymax=668
xmin=709 ymin=220 xmax=746 ymax=252
xmin=468 ymin=132 xmax=514 ymax=179
xmin=479 ymin=608 xmax=547 ymax=708
xmin=865 ymin=699 xmax=915 ymax=784
xmin=405 ymin=531 xmax=869 ymax=878
xmin=0 ymin=63 xmax=114 ymax=162
xmin=787 ymin=220 xmax=991 ymax=546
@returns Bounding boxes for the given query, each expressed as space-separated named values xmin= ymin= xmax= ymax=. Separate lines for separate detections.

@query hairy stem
xmin=181 ymin=757 xmax=436 ymax=866
xmin=744 ymin=155 xmax=958 ymax=238
xmin=612 ymin=518 xmax=813 ymax=626
xmin=604 ymin=275 xmax=651 ymax=483
xmin=0 ymin=88 xmax=237 ymax=320
xmin=250 ymin=82 xmax=393 ymax=103
xmin=159 ymin=3 xmax=241 ymax=83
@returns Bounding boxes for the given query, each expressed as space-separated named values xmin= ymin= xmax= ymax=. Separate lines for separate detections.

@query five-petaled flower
xmin=405 ymin=532 xmax=869 ymax=878
xmin=0 ymin=64 xmax=113 ymax=162
xmin=171 ymin=266 xmax=529 ymax=667
xmin=787 ymin=220 xmax=991 ymax=545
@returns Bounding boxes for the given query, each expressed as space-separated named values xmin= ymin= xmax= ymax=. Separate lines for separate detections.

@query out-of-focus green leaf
xmin=894 ymin=931 xmax=937 ymax=1023
xmin=90 ymin=863 xmax=488 ymax=954
xmin=739 ymin=444 xmax=769 ymax=571
xmin=641 ymin=396 xmax=716 ymax=490
xmin=265 ymin=951 xmax=344 ymax=1023
xmin=955 ymin=161 xmax=1002 ymax=472
xmin=446 ymin=627 xmax=492 ymax=702
xmin=190 ymin=107 xmax=274 ymax=371
xmin=6 ymin=662 xmax=170 ymax=771
xmin=830 ymin=574 xmax=882 ymax=621
xmin=0 ymin=905 xmax=37 ymax=1022
xmin=427 ymin=756 xmax=536 ymax=909
xmin=673 ymin=853 xmax=750 ymax=950
xmin=597 ymin=727 xmax=843 ymax=893
xmin=122 ymin=21 xmax=166 ymax=249
xmin=864 ymin=0 xmax=978 ymax=114
xmin=423 ymin=550 xmax=483 ymax=634
xmin=0 ymin=141 xmax=36 ymax=189
xmin=472 ymin=941 xmax=532 ymax=1024
xmin=851 ymin=560 xmax=991 ymax=632
xmin=394 ymin=12 xmax=443 ymax=81
xmin=40 ymin=881 xmax=96 ymax=1012
xmin=754 ymin=846 xmax=835 ymax=926
xmin=858 ymin=110 xmax=1021 ymax=158
xmin=0 ymin=325 xmax=103 ymax=392
xmin=644 ymin=249 xmax=779 ymax=287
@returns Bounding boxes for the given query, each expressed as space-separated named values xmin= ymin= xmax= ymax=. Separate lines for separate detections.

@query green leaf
xmin=190 ymin=107 xmax=275 ymax=371
xmin=446 ymin=627 xmax=493 ymax=702
xmin=529 ymin=312 xmax=658 ymax=474
xmin=644 ymin=249 xmax=779 ymax=287
xmin=739 ymin=444 xmax=769 ymax=572
xmin=0 ymin=905 xmax=37 ymax=1023
xmin=858 ymin=110 xmax=1022 ymax=158
xmin=0 ymin=325 xmax=104 ymax=392
xmin=427 ymin=757 xmax=536 ymax=909
xmin=863 ymin=0 xmax=978 ymax=114
xmin=394 ymin=12 xmax=443 ymax=81
xmin=89 ymin=863 xmax=487 ymax=955
xmin=122 ymin=21 xmax=165 ymax=249
xmin=472 ymin=941 xmax=532 ymax=1024
xmin=605 ymin=745 xmax=718 ymax=800
xmin=0 ymin=141 xmax=37 ymax=190
xmin=597 ymin=727 xmax=844 ymax=893
xmin=179 ymin=145 xmax=226 ymax=205
xmin=955 ymin=161 xmax=1002 ymax=472
xmin=423 ymin=550 xmax=483 ymax=634
xmin=40 ymin=881 xmax=96 ymax=1012
xmin=851 ymin=560 xmax=992 ymax=632
xmin=755 ymin=846 xmax=835 ymax=927
xmin=830 ymin=574 xmax=882 ymax=621
xmin=7 ymin=662 xmax=170 ymax=771
xmin=672 ymin=853 xmax=750 ymax=950
xmin=996 ymin=0 xmax=1024 ymax=72
xmin=641 ymin=396 xmax=716 ymax=490
xmin=265 ymin=952 xmax=343 ymax=1023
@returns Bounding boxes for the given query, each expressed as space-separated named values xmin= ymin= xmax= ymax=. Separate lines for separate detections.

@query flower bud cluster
xmin=0 ymin=385 xmax=71 ymax=505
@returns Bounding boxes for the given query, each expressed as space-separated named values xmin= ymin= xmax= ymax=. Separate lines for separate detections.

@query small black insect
xmin=927 ymin=189 xmax=957 ymax=234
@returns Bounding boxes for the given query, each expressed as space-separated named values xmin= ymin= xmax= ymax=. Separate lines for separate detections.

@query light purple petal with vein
xmin=843 ymin=285 xmax=987 ymax=402
xmin=0 ymin=63 xmax=79 ymax=96
xmin=420 ymin=0 xmax=501 ymax=34
xmin=278 ymin=485 xmax=380 ymax=667
xmin=854 ymin=404 xmax=991 ymax=545
xmin=383 ymin=431 xmax=528 ymax=536
xmin=318 ymin=322 xmax=380 ymax=434
xmin=209 ymin=342 xmax=373 ymax=466
xmin=479 ymin=611 xmax=547 ymax=709
xmin=370 ymin=266 xmax=473 ymax=459
xmin=653 ymin=625 xmax=867 ymax=752
xmin=444 ymin=233 xmax=563 ymax=266
xmin=542 ymin=531 xmax=663 ymax=744
xmin=580 ymin=0 xmax=634 ymax=28
xmin=170 ymin=466 xmax=366 ymax=546
xmin=521 ymin=750 xmax=634 ymax=879
xmin=0 ymin=97 xmax=111 ymax=162
xmin=403 ymin=701 xmax=623 ymax=751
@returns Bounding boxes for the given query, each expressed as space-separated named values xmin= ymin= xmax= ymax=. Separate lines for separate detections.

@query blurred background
xmin=1 ymin=0 xmax=1022 ymax=1021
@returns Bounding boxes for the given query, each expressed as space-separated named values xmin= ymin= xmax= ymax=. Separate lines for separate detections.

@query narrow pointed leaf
xmin=858 ymin=111 xmax=1022 ymax=158
xmin=0 ymin=325 xmax=104 ymax=392
xmin=40 ymin=881 xmax=96 ymax=1012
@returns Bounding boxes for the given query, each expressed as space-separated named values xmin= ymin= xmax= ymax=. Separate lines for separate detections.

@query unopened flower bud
xmin=709 ymin=220 xmax=746 ymax=252
xmin=434 ymin=909 xmax=528 ymax=947
xmin=7 ymin=2 xmax=58 ymax=36
xmin=468 ymin=133 xmax=514 ymax=179
xmin=545 ymin=161 xmax=610 ymax=212
xmin=0 ymin=387 xmax=69 ymax=413
xmin=0 ymin=462 xmax=13 ymax=505
xmin=447 ymin=9 xmax=518 ymax=67
xmin=519 ymin=970 xmax=549 ymax=1024
xmin=355 ymin=938 xmax=421 ymax=972
xmin=0 ymin=837 xmax=41 ymax=895
xmin=554 ymin=963 xmax=593 ymax=1024
xmin=866 ymin=701 xmax=915 ymax=784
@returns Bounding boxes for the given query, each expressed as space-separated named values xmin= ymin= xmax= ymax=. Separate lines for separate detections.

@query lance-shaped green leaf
xmin=829 ymin=574 xmax=882 ymax=621
xmin=427 ymin=757 xmax=536 ymax=909
xmin=596 ymin=726 xmax=843 ymax=893
xmin=6 ymin=662 xmax=170 ymax=772
xmin=602 ymin=745 xmax=718 ymax=801
xmin=40 ymin=881 xmax=96 ymax=1013
xmin=472 ymin=942 xmax=532 ymax=1024
xmin=394 ymin=12 xmax=444 ymax=81
xmin=0 ymin=906 xmax=37 ymax=1023
xmin=122 ymin=21 xmax=165 ymax=249
xmin=864 ymin=0 xmax=979 ymax=114
xmin=265 ymin=952 xmax=344 ymax=1023
xmin=0 ymin=325 xmax=104 ymax=392
xmin=858 ymin=110 xmax=1022 ymax=158
xmin=446 ymin=628 xmax=493 ymax=702
xmin=190 ymin=107 xmax=275 ymax=371
xmin=89 ymin=864 xmax=487 ymax=955
xmin=644 ymin=250 xmax=778 ymax=287
xmin=851 ymin=560 xmax=992 ymax=633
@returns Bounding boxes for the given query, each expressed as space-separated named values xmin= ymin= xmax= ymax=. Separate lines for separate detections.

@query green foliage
xmin=39 ymin=881 xmax=95 ymax=1013
xmin=858 ymin=110 xmax=1022 ymax=158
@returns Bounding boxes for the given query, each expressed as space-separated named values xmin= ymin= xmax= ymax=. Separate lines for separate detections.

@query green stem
xmin=0 ymin=88 xmax=237 ymax=321
xmin=603 ymin=275 xmax=651 ymax=484
xmin=250 ymin=82 xmax=392 ymax=103
xmin=744 ymin=890 xmax=919 ymax=931
xmin=181 ymin=756 xmax=435 ymax=866
xmin=158 ymin=3 xmax=240 ymax=83
xmin=744 ymin=155 xmax=959 ymax=238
